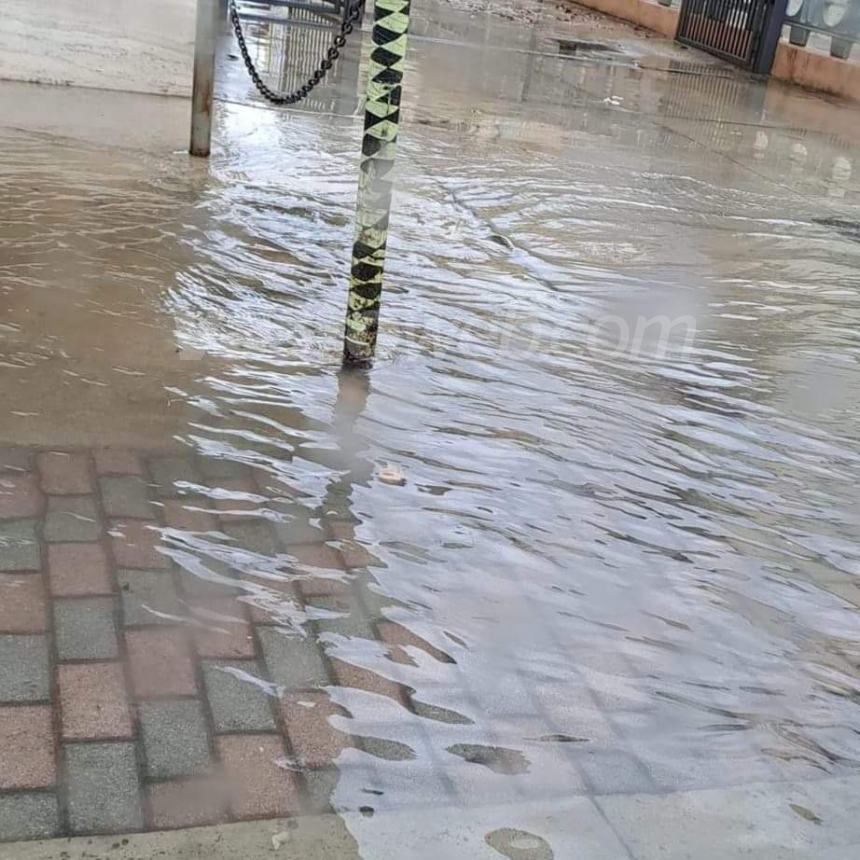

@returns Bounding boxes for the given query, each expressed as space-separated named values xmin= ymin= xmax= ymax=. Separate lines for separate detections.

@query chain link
xmin=229 ymin=0 xmax=362 ymax=105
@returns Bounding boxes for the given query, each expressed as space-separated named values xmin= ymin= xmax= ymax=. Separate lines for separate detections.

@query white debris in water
xmin=271 ymin=830 xmax=292 ymax=850
xmin=378 ymin=464 xmax=407 ymax=486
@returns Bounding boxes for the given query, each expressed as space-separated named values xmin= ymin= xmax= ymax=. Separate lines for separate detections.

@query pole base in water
xmin=342 ymin=342 xmax=375 ymax=370
xmin=190 ymin=0 xmax=219 ymax=158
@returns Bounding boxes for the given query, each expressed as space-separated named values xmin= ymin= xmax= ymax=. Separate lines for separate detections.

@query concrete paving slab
xmin=0 ymin=814 xmax=360 ymax=860
xmin=597 ymin=775 xmax=860 ymax=859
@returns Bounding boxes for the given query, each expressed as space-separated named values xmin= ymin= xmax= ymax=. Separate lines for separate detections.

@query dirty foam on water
xmin=2 ymin=0 xmax=860 ymax=852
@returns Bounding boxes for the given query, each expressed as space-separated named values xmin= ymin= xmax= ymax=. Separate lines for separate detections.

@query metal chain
xmin=229 ymin=0 xmax=362 ymax=105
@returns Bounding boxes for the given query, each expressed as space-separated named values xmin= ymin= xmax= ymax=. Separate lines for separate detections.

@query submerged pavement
xmin=1 ymin=0 xmax=860 ymax=857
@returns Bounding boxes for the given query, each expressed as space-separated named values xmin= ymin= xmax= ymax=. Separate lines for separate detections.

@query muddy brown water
xmin=1 ymin=0 xmax=860 ymax=854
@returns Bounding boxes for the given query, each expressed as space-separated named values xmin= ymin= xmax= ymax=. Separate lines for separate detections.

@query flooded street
xmin=2 ymin=0 xmax=860 ymax=856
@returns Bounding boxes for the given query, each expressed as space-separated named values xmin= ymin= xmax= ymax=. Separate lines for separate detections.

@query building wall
xmin=0 ymin=0 xmax=197 ymax=97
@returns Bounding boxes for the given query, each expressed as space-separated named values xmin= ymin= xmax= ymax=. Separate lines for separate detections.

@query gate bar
xmin=190 ymin=0 xmax=220 ymax=157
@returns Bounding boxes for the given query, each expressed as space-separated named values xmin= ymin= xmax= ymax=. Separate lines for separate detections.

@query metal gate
xmin=676 ymin=0 xmax=788 ymax=73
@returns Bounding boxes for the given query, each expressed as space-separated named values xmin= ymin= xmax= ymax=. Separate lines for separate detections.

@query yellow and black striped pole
xmin=343 ymin=0 xmax=412 ymax=367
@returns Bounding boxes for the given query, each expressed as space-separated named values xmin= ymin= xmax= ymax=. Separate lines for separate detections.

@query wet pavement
xmin=1 ymin=0 xmax=860 ymax=856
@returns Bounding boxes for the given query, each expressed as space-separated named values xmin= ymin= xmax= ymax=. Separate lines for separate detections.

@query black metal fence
xmin=677 ymin=0 xmax=787 ymax=72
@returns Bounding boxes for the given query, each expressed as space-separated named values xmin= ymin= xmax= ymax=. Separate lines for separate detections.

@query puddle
xmin=486 ymin=828 xmax=555 ymax=860
xmin=1 ymin=0 xmax=860 ymax=855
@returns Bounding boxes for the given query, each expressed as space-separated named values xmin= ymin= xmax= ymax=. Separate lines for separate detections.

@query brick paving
xmin=0 ymin=445 xmax=444 ymax=842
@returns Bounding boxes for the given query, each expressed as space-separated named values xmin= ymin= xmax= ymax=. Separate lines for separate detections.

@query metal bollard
xmin=190 ymin=0 xmax=221 ymax=157
xmin=342 ymin=0 xmax=412 ymax=367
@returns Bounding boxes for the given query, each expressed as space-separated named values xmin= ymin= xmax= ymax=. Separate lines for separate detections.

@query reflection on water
xmin=1 ymin=0 xmax=860 ymax=852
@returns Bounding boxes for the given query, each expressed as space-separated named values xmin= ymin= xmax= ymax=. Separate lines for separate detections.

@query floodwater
xmin=2 ymin=0 xmax=860 ymax=856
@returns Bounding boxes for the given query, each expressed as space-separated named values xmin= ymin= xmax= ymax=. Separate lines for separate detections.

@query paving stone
xmin=54 ymin=598 xmax=118 ymax=661
xmin=0 ymin=472 xmax=42 ymax=519
xmin=126 ymin=628 xmax=196 ymax=698
xmin=94 ymin=449 xmax=143 ymax=476
xmin=0 ymin=518 xmax=40 ymax=571
xmin=0 ymin=705 xmax=55 ymax=788
xmin=241 ymin=573 xmax=301 ymax=624
xmin=330 ymin=658 xmax=409 ymax=705
xmin=217 ymin=734 xmax=300 ymax=819
xmin=147 ymin=777 xmax=226 ymax=830
xmin=110 ymin=520 xmax=170 ymax=570
xmin=100 ymin=475 xmax=155 ymax=520
xmin=162 ymin=498 xmax=218 ymax=533
xmin=192 ymin=598 xmax=255 ymax=659
xmin=223 ymin=521 xmax=281 ymax=556
xmin=576 ymin=748 xmax=656 ymax=795
xmin=595 ymin=779 xmax=827 ymax=859
xmin=149 ymin=457 xmax=198 ymax=498
xmin=337 ymin=539 xmax=379 ymax=570
xmin=0 ymin=573 xmax=46 ymax=633
xmin=281 ymin=691 xmax=351 ymax=769
xmin=313 ymin=593 xmax=377 ymax=641
xmin=357 ymin=734 xmax=416 ymax=763
xmin=298 ymin=574 xmax=355 ymax=600
xmin=0 ymin=793 xmax=60 ymax=841
xmin=197 ymin=457 xmax=251 ymax=482
xmin=301 ymin=766 xmax=339 ymax=815
xmin=290 ymin=541 xmax=346 ymax=571
xmin=117 ymin=569 xmax=182 ymax=626
xmin=139 ymin=699 xmax=212 ymax=780
xmin=0 ymin=635 xmax=50 ymax=701
xmin=377 ymin=621 xmax=455 ymax=664
xmin=59 ymin=663 xmax=132 ymax=740
xmin=48 ymin=542 xmax=112 ymax=596
xmin=37 ymin=452 xmax=92 ymax=495
xmin=44 ymin=495 xmax=102 ymax=543
xmin=213 ymin=479 xmax=262 ymax=519
xmin=273 ymin=515 xmax=329 ymax=547
xmin=257 ymin=626 xmax=330 ymax=690
xmin=65 ymin=742 xmax=143 ymax=834
xmin=202 ymin=661 xmax=277 ymax=733
xmin=0 ymin=448 xmax=33 ymax=473
xmin=177 ymin=561 xmax=241 ymax=598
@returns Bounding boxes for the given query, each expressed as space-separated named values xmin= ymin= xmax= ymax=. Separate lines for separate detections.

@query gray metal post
xmin=190 ymin=0 xmax=220 ymax=157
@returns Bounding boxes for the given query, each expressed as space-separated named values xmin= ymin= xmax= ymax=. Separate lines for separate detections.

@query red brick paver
xmin=147 ymin=777 xmax=227 ymax=829
xmin=163 ymin=500 xmax=218 ymax=533
xmin=297 ymin=574 xmax=354 ymax=600
xmin=217 ymin=735 xmax=301 ymax=819
xmin=0 ymin=706 xmax=56 ymax=789
xmin=127 ymin=628 xmax=197 ymax=698
xmin=213 ymin=479 xmax=260 ymax=517
xmin=242 ymin=575 xmax=301 ymax=623
xmin=377 ymin=621 xmax=454 ymax=664
xmin=281 ymin=691 xmax=352 ymax=769
xmin=59 ymin=663 xmax=133 ymax=739
xmin=331 ymin=658 xmax=408 ymax=705
xmin=0 ymin=472 xmax=42 ymax=519
xmin=37 ymin=452 xmax=92 ymax=495
xmin=291 ymin=542 xmax=346 ymax=571
xmin=0 ymin=573 xmax=47 ymax=633
xmin=94 ymin=449 xmax=143 ymax=476
xmin=192 ymin=598 xmax=255 ymax=659
xmin=110 ymin=520 xmax=170 ymax=569
xmin=48 ymin=543 xmax=112 ymax=596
